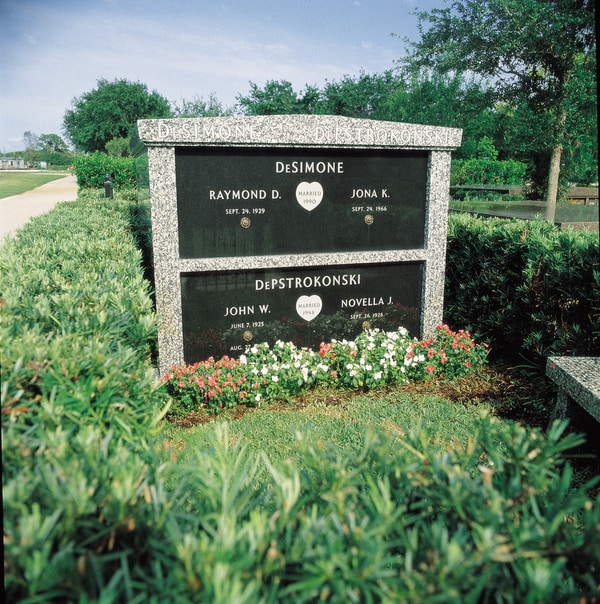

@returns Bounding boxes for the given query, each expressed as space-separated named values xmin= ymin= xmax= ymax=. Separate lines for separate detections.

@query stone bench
xmin=546 ymin=357 xmax=600 ymax=425
xmin=565 ymin=186 xmax=598 ymax=205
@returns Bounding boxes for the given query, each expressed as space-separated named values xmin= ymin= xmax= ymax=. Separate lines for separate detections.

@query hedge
xmin=451 ymin=157 xmax=528 ymax=186
xmin=445 ymin=213 xmax=600 ymax=366
xmin=2 ymin=194 xmax=599 ymax=602
xmin=74 ymin=152 xmax=137 ymax=189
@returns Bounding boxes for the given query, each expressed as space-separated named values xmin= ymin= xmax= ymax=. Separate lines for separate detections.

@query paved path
xmin=0 ymin=174 xmax=79 ymax=240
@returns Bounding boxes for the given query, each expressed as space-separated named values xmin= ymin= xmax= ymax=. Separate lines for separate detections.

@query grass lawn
xmin=166 ymin=389 xmax=492 ymax=482
xmin=166 ymin=368 xmax=544 ymax=460
xmin=164 ymin=364 xmax=600 ymax=492
xmin=0 ymin=171 xmax=67 ymax=198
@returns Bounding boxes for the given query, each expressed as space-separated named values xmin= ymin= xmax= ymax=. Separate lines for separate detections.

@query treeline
xmin=62 ymin=69 xmax=596 ymax=199
xmin=231 ymin=70 xmax=596 ymax=193
xmin=4 ymin=131 xmax=76 ymax=168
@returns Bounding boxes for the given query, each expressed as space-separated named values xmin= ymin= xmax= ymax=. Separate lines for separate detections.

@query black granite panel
xmin=176 ymin=148 xmax=428 ymax=258
xmin=181 ymin=263 xmax=423 ymax=362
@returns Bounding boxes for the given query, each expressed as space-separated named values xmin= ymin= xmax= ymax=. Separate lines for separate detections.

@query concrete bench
xmin=565 ymin=186 xmax=598 ymax=205
xmin=546 ymin=357 xmax=600 ymax=425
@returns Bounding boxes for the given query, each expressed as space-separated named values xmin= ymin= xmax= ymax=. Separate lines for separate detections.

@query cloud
xmin=0 ymin=0 xmax=424 ymax=150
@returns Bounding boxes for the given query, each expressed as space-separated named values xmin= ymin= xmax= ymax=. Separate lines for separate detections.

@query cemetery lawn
xmin=167 ymin=367 xmax=541 ymax=455
xmin=0 ymin=171 xmax=67 ymax=198
xmin=164 ymin=365 xmax=599 ymax=493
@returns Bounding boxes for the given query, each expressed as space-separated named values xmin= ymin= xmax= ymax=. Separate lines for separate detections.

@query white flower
xmin=261 ymin=366 xmax=269 ymax=376
xmin=272 ymin=375 xmax=279 ymax=382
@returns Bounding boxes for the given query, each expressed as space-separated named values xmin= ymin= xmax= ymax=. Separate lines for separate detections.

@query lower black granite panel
xmin=181 ymin=263 xmax=423 ymax=362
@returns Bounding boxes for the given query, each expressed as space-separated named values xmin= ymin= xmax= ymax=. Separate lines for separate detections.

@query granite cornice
xmin=138 ymin=115 xmax=462 ymax=150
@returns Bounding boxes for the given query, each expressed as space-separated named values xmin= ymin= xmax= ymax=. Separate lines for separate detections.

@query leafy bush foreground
xmin=2 ymin=194 xmax=599 ymax=602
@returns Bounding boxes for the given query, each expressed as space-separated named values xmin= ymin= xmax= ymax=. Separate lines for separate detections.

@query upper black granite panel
xmin=175 ymin=147 xmax=428 ymax=258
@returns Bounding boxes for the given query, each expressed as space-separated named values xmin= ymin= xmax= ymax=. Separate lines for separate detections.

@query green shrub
xmin=2 ymin=192 xmax=599 ymax=603
xmin=445 ymin=214 xmax=600 ymax=366
xmin=0 ymin=191 xmax=161 ymax=441
xmin=153 ymin=420 xmax=599 ymax=602
xmin=451 ymin=157 xmax=527 ymax=186
xmin=74 ymin=152 xmax=136 ymax=189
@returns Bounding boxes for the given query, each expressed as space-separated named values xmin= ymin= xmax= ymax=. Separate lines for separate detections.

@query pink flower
xmin=425 ymin=365 xmax=435 ymax=374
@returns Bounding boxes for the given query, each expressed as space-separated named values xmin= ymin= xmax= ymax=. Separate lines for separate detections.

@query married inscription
xmin=175 ymin=148 xmax=428 ymax=258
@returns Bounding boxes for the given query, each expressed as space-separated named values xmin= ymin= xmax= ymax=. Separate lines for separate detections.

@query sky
xmin=0 ymin=0 xmax=442 ymax=152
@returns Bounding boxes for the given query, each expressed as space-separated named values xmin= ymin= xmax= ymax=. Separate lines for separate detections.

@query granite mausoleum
xmin=137 ymin=115 xmax=462 ymax=375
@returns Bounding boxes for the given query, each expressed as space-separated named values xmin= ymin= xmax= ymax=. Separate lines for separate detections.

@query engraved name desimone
xmin=275 ymin=160 xmax=344 ymax=174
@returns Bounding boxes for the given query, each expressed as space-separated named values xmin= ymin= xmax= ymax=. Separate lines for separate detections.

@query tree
xmin=22 ymin=131 xmax=39 ymax=166
xmin=172 ymin=93 xmax=233 ymax=117
xmin=63 ymin=78 xmax=171 ymax=153
xmin=399 ymin=72 xmax=498 ymax=159
xmin=23 ymin=131 xmax=39 ymax=150
xmin=105 ymin=137 xmax=131 ymax=158
xmin=319 ymin=71 xmax=402 ymax=120
xmin=237 ymin=80 xmax=321 ymax=115
xmin=38 ymin=133 xmax=69 ymax=153
xmin=400 ymin=0 xmax=596 ymax=219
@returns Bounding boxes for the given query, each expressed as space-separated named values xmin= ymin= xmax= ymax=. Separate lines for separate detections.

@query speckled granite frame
xmin=546 ymin=357 xmax=600 ymax=423
xmin=138 ymin=116 xmax=462 ymax=374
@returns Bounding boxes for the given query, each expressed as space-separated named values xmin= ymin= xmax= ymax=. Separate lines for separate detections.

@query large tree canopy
xmin=237 ymin=80 xmax=322 ymax=115
xmin=63 ymin=78 xmax=171 ymax=153
xmin=236 ymin=73 xmax=498 ymax=161
xmin=400 ymin=0 xmax=596 ymax=217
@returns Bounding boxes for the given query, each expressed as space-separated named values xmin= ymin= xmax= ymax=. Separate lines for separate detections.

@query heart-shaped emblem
xmin=296 ymin=295 xmax=322 ymax=322
xmin=295 ymin=181 xmax=323 ymax=212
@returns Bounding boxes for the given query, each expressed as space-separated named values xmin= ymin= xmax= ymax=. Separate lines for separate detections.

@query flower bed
xmin=163 ymin=324 xmax=489 ymax=414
